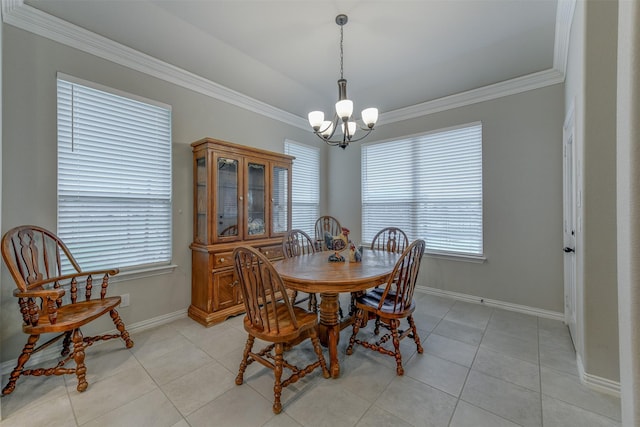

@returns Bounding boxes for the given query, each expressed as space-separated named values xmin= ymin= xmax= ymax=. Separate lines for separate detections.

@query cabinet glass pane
xmin=196 ymin=156 xmax=207 ymax=243
xmin=217 ymin=157 xmax=239 ymax=237
xmin=247 ymin=162 xmax=266 ymax=235
xmin=272 ymin=166 xmax=288 ymax=234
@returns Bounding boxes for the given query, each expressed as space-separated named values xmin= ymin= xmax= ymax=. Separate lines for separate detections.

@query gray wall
xmin=564 ymin=0 xmax=620 ymax=383
xmin=328 ymin=84 xmax=565 ymax=313
xmin=0 ymin=25 xmax=318 ymax=363
xmin=617 ymin=0 xmax=640 ymax=422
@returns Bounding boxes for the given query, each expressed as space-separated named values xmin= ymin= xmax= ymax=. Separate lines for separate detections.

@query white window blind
xmin=57 ymin=75 xmax=172 ymax=271
xmin=285 ymin=140 xmax=319 ymax=236
xmin=362 ymin=122 xmax=483 ymax=257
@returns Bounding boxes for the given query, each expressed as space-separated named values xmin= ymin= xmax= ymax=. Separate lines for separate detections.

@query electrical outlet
xmin=120 ymin=293 xmax=130 ymax=307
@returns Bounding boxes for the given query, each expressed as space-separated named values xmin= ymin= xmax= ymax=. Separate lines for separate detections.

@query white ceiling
xmin=19 ymin=0 xmax=562 ymax=123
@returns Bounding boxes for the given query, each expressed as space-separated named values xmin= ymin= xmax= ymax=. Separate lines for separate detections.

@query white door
xmin=563 ymin=110 xmax=577 ymax=349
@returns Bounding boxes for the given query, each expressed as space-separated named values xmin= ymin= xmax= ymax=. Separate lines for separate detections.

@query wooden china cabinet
xmin=189 ymin=138 xmax=293 ymax=326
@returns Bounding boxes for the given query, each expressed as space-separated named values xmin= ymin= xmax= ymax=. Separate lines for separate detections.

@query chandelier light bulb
xmin=308 ymin=111 xmax=324 ymax=131
xmin=342 ymin=121 xmax=356 ymax=138
xmin=361 ymin=108 xmax=379 ymax=128
xmin=335 ymin=99 xmax=353 ymax=120
xmin=320 ymin=121 xmax=334 ymax=138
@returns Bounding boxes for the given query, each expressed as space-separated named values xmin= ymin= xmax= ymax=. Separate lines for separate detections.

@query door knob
xmin=563 ymin=247 xmax=575 ymax=253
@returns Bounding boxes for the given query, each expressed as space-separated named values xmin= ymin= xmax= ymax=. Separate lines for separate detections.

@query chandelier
xmin=308 ymin=14 xmax=378 ymax=149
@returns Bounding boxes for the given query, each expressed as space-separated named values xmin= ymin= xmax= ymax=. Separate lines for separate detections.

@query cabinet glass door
xmin=216 ymin=157 xmax=239 ymax=239
xmin=246 ymin=162 xmax=267 ymax=238
xmin=271 ymin=164 xmax=289 ymax=235
xmin=194 ymin=154 xmax=207 ymax=243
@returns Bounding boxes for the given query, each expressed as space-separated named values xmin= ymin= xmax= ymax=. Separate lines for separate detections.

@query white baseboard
xmin=417 ymin=287 xmax=622 ymax=397
xmin=576 ymin=354 xmax=621 ymax=397
xmin=1 ymin=309 xmax=188 ymax=375
xmin=416 ymin=285 xmax=565 ymax=321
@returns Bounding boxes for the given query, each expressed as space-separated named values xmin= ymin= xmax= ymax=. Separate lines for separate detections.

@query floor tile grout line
xmin=446 ymin=305 xmax=496 ymax=426
xmin=126 ymin=337 xmax=197 ymax=423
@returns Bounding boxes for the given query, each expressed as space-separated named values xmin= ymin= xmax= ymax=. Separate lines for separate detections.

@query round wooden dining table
xmin=272 ymin=249 xmax=400 ymax=378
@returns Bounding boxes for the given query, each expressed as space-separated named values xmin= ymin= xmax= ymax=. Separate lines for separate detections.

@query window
xmin=284 ymin=140 xmax=319 ymax=236
xmin=57 ymin=74 xmax=172 ymax=272
xmin=362 ymin=122 xmax=483 ymax=258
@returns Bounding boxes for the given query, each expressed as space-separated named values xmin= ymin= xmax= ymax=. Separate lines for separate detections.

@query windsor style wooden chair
xmin=346 ymin=239 xmax=426 ymax=375
xmin=371 ymin=227 xmax=409 ymax=254
xmin=1 ymin=225 xmax=133 ymax=396
xmin=282 ymin=229 xmax=318 ymax=312
xmin=314 ymin=216 xmax=342 ymax=251
xmin=233 ymin=246 xmax=330 ymax=414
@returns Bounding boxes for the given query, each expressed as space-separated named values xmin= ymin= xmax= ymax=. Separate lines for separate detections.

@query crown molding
xmin=554 ymin=0 xmax=577 ymax=74
xmin=2 ymin=0 xmax=569 ymax=129
xmin=1 ymin=0 xmax=309 ymax=130
xmin=378 ymin=68 xmax=564 ymax=125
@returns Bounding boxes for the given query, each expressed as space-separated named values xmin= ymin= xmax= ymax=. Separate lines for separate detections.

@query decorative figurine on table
xmin=324 ymin=227 xmax=350 ymax=262
xmin=349 ymin=241 xmax=362 ymax=262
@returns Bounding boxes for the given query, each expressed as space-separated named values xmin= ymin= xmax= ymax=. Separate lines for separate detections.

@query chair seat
xmin=243 ymin=303 xmax=318 ymax=342
xmin=355 ymin=290 xmax=415 ymax=319
xmin=23 ymin=296 xmax=121 ymax=335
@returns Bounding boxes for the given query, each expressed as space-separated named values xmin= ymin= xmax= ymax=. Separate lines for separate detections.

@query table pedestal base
xmin=318 ymin=293 xmax=341 ymax=378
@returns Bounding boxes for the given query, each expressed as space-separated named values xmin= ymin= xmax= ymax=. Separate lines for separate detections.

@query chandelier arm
xmin=340 ymin=128 xmax=374 ymax=144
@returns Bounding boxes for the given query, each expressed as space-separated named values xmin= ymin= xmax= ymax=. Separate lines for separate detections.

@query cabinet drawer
xmin=260 ymin=245 xmax=283 ymax=260
xmin=213 ymin=251 xmax=234 ymax=268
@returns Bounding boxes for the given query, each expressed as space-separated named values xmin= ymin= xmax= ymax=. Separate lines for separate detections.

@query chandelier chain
xmin=340 ymin=24 xmax=344 ymax=80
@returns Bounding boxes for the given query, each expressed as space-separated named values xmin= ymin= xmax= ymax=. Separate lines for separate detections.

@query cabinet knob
xmin=220 ymin=257 xmax=225 ymax=262
xmin=231 ymin=280 xmax=239 ymax=287
xmin=239 ymin=196 xmax=243 ymax=201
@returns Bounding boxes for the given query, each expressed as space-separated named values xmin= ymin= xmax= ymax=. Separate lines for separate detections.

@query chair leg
xmin=309 ymin=329 xmax=330 ymax=379
xmin=309 ymin=293 xmax=318 ymax=313
xmin=73 ymin=329 xmax=89 ymax=392
xmin=374 ymin=316 xmax=381 ymax=335
xmin=61 ymin=331 xmax=72 ymax=356
xmin=110 ymin=309 xmax=134 ymax=349
xmin=389 ymin=319 xmax=404 ymax=375
xmin=2 ymin=334 xmax=39 ymax=396
xmin=407 ymin=315 xmax=423 ymax=353
xmin=272 ymin=343 xmax=284 ymax=414
xmin=236 ymin=335 xmax=255 ymax=385
xmin=346 ymin=309 xmax=364 ymax=355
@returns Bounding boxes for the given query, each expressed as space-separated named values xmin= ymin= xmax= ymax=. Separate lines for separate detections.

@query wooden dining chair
xmin=370 ymin=227 xmax=409 ymax=254
xmin=1 ymin=225 xmax=134 ymax=396
xmin=357 ymin=226 xmax=410 ymax=317
xmin=282 ymin=229 xmax=318 ymax=312
xmin=346 ymin=239 xmax=426 ymax=375
xmin=314 ymin=215 xmax=342 ymax=251
xmin=233 ymin=246 xmax=330 ymax=414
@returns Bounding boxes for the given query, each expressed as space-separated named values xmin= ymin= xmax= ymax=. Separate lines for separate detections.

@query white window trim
xmin=57 ymin=73 xmax=173 ymax=272
xmin=362 ymin=122 xmax=484 ymax=259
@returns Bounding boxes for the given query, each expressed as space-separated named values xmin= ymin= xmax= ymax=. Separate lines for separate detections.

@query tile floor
xmin=0 ymin=293 xmax=621 ymax=426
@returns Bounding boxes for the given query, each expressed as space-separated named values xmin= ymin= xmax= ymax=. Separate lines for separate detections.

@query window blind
xmin=57 ymin=75 xmax=172 ymax=271
xmin=285 ymin=140 xmax=319 ymax=236
xmin=362 ymin=123 xmax=483 ymax=257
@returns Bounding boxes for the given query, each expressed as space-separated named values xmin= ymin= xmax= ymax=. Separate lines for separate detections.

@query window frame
xmin=361 ymin=122 xmax=484 ymax=262
xmin=56 ymin=73 xmax=174 ymax=276
xmin=284 ymin=139 xmax=320 ymax=237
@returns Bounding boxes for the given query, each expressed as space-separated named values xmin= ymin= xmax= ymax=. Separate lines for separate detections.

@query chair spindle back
xmin=370 ymin=227 xmax=409 ymax=254
xmin=282 ymin=229 xmax=316 ymax=259
xmin=377 ymin=239 xmax=426 ymax=312
xmin=314 ymin=216 xmax=342 ymax=251
xmin=233 ymin=246 xmax=298 ymax=334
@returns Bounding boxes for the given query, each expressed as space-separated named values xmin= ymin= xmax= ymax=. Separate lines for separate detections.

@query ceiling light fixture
xmin=308 ymin=14 xmax=378 ymax=149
